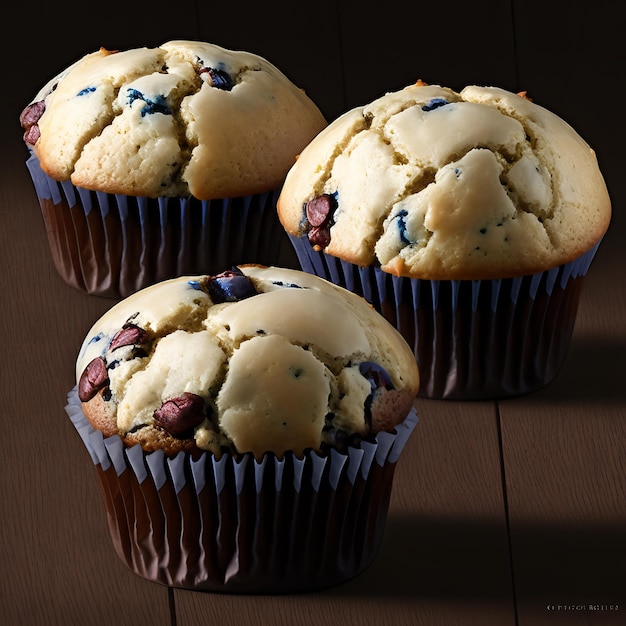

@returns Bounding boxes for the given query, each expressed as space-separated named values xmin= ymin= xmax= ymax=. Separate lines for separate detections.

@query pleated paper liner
xmin=289 ymin=235 xmax=601 ymax=399
xmin=26 ymin=154 xmax=298 ymax=298
xmin=65 ymin=387 xmax=418 ymax=593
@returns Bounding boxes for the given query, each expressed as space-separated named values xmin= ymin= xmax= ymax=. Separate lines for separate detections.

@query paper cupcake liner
xmin=290 ymin=234 xmax=601 ymax=399
xmin=65 ymin=387 xmax=418 ymax=593
xmin=26 ymin=154 xmax=298 ymax=298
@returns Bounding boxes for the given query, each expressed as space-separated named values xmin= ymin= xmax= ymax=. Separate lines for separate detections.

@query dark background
xmin=3 ymin=1 xmax=623 ymax=253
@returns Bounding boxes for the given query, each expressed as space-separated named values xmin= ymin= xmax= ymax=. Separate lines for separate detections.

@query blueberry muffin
xmin=277 ymin=81 xmax=611 ymax=398
xmin=67 ymin=265 xmax=420 ymax=592
xmin=20 ymin=41 xmax=327 ymax=296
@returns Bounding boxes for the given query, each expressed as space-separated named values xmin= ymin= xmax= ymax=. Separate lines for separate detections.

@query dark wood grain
xmin=176 ymin=400 xmax=516 ymax=626
xmin=1 ymin=1 xmax=624 ymax=625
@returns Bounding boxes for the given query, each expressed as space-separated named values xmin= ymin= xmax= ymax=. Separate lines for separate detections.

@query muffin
xmin=277 ymin=81 xmax=611 ymax=399
xmin=20 ymin=41 xmax=327 ymax=298
xmin=66 ymin=264 xmax=420 ymax=592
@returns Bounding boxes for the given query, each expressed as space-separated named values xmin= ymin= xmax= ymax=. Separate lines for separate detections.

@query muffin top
xmin=20 ymin=41 xmax=327 ymax=199
xmin=277 ymin=81 xmax=611 ymax=280
xmin=75 ymin=265 xmax=419 ymax=460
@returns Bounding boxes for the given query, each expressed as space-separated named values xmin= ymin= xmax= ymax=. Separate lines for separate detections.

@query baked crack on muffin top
xmin=75 ymin=266 xmax=419 ymax=460
xmin=20 ymin=41 xmax=327 ymax=199
xmin=277 ymin=81 xmax=611 ymax=280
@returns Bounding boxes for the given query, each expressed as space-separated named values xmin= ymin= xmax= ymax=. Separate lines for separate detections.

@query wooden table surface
xmin=1 ymin=2 xmax=624 ymax=625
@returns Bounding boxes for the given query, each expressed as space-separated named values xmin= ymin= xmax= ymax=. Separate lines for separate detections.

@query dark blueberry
xmin=126 ymin=88 xmax=171 ymax=117
xmin=306 ymin=194 xmax=335 ymax=227
xmin=127 ymin=423 xmax=148 ymax=434
xmin=357 ymin=363 xmax=393 ymax=427
xmin=272 ymin=281 xmax=302 ymax=289
xmin=324 ymin=427 xmax=352 ymax=448
xmin=359 ymin=362 xmax=394 ymax=392
xmin=77 ymin=86 xmax=96 ymax=97
xmin=308 ymin=226 xmax=331 ymax=249
xmin=421 ymin=98 xmax=449 ymax=112
xmin=109 ymin=324 xmax=149 ymax=351
xmin=153 ymin=392 xmax=206 ymax=438
xmin=199 ymin=66 xmax=234 ymax=91
xmin=19 ymin=100 xmax=46 ymax=144
xmin=23 ymin=124 xmax=41 ymax=145
xmin=206 ymin=268 xmax=257 ymax=303
xmin=304 ymin=193 xmax=337 ymax=250
xmin=321 ymin=416 xmax=362 ymax=451
xmin=87 ymin=333 xmax=105 ymax=346
xmin=395 ymin=209 xmax=411 ymax=244
xmin=78 ymin=357 xmax=110 ymax=402
xmin=19 ymin=100 xmax=45 ymax=128
xmin=126 ymin=88 xmax=143 ymax=106
xmin=289 ymin=367 xmax=304 ymax=378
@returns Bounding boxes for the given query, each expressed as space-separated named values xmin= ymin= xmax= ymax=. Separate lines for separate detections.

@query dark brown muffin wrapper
xmin=65 ymin=387 xmax=418 ymax=593
xmin=26 ymin=154 xmax=298 ymax=298
xmin=289 ymin=234 xmax=601 ymax=400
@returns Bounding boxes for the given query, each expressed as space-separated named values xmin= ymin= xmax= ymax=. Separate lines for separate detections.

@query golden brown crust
xmin=82 ymin=390 xmax=202 ymax=456
xmin=123 ymin=428 xmax=201 ymax=457
xmin=277 ymin=83 xmax=611 ymax=280
xmin=26 ymin=41 xmax=327 ymax=200
xmin=76 ymin=267 xmax=420 ymax=459
xmin=370 ymin=388 xmax=415 ymax=434
xmin=81 ymin=392 xmax=118 ymax=438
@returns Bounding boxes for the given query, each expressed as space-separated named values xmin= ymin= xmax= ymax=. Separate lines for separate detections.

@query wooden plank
xmin=176 ymin=399 xmax=516 ymax=625
xmin=498 ymin=242 xmax=626 ymax=626
xmin=0 ymin=139 xmax=173 ymax=625
xmin=498 ymin=215 xmax=626 ymax=626
xmin=507 ymin=4 xmax=626 ymax=621
xmin=500 ymin=399 xmax=626 ymax=626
